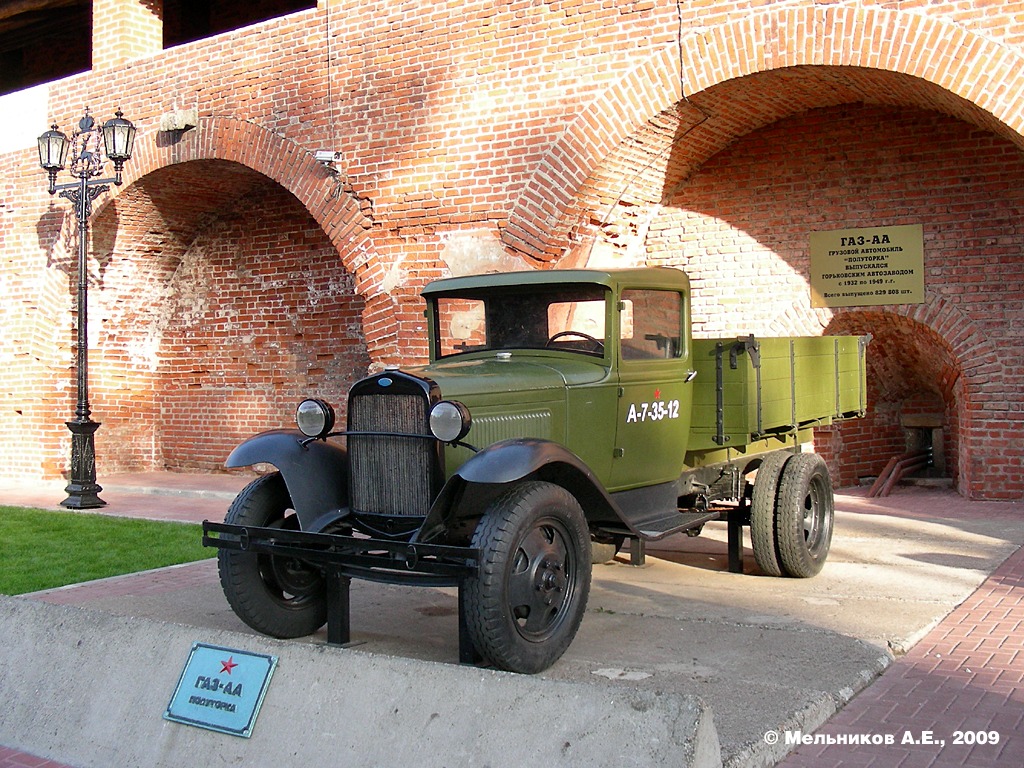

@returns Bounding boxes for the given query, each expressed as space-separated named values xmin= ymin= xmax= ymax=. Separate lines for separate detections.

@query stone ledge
xmin=0 ymin=596 xmax=722 ymax=768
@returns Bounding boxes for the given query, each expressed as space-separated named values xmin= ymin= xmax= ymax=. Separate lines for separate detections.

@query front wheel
xmin=774 ymin=453 xmax=834 ymax=578
xmin=218 ymin=473 xmax=327 ymax=637
xmin=463 ymin=481 xmax=592 ymax=674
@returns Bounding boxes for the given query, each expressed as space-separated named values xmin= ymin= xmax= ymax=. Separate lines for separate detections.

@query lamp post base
xmin=62 ymin=479 xmax=106 ymax=509
xmin=61 ymin=419 xmax=106 ymax=509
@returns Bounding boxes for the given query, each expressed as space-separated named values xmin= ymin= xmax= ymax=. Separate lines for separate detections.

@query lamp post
xmin=38 ymin=108 xmax=136 ymax=509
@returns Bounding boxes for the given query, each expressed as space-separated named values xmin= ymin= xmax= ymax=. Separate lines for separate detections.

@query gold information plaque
xmin=809 ymin=224 xmax=924 ymax=308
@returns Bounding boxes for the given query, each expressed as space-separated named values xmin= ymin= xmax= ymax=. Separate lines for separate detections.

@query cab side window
xmin=620 ymin=289 xmax=683 ymax=360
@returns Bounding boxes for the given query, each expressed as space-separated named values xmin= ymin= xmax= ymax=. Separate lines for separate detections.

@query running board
xmin=610 ymin=482 xmax=725 ymax=543
xmin=599 ymin=506 xmax=748 ymax=574
xmin=635 ymin=510 xmax=723 ymax=541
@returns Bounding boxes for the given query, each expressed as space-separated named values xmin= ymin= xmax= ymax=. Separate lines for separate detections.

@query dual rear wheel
xmin=750 ymin=452 xmax=834 ymax=578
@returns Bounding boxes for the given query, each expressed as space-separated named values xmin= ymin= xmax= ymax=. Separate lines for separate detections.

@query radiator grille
xmin=348 ymin=392 xmax=433 ymax=516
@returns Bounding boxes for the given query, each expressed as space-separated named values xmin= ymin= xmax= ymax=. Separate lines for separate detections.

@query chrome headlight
xmin=296 ymin=398 xmax=335 ymax=439
xmin=429 ymin=400 xmax=471 ymax=443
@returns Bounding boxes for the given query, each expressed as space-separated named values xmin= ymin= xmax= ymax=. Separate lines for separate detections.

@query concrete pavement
xmin=1 ymin=473 xmax=1022 ymax=766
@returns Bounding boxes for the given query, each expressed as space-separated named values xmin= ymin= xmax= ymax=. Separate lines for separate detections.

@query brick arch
xmin=503 ymin=45 xmax=682 ymax=263
xmin=504 ymin=5 xmax=1024 ymax=263
xmin=125 ymin=116 xmax=376 ymax=286
xmin=772 ymin=294 xmax=997 ymax=396
xmin=117 ymin=116 xmax=403 ymax=363
xmin=774 ymin=295 xmax=997 ymax=497
xmin=82 ymin=154 xmax=376 ymax=472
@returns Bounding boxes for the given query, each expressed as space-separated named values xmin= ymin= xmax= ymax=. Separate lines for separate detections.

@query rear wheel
xmin=750 ymin=452 xmax=790 ymax=577
xmin=463 ymin=481 xmax=591 ymax=674
xmin=218 ymin=473 xmax=327 ymax=637
xmin=775 ymin=453 xmax=834 ymax=578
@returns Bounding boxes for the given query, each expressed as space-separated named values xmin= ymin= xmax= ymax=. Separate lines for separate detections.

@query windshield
xmin=433 ymin=284 xmax=608 ymax=358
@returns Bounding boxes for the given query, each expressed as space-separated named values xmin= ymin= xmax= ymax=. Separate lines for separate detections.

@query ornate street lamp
xmin=38 ymin=108 xmax=136 ymax=509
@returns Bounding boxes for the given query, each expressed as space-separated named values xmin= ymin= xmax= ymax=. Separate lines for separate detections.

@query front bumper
xmin=202 ymin=520 xmax=483 ymax=663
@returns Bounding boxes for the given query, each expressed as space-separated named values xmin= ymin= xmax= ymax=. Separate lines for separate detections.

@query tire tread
xmin=750 ymin=452 xmax=791 ymax=577
xmin=775 ymin=453 xmax=834 ymax=578
xmin=463 ymin=481 xmax=591 ymax=673
xmin=218 ymin=473 xmax=327 ymax=637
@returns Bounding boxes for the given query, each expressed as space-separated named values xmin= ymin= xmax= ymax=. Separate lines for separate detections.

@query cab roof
xmin=421 ymin=267 xmax=690 ymax=297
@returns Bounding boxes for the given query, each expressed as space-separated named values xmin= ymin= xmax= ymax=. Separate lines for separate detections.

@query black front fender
xmin=226 ymin=429 xmax=348 ymax=532
xmin=452 ymin=437 xmax=592 ymax=485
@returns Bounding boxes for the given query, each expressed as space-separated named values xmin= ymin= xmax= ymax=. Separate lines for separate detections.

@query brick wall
xmin=3 ymin=0 xmax=1024 ymax=499
xmin=92 ymin=0 xmax=163 ymax=70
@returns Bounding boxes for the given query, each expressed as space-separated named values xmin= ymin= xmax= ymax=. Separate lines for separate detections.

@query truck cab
xmin=419 ymin=267 xmax=694 ymax=492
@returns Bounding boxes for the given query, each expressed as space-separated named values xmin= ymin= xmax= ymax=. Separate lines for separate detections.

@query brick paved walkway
xmin=780 ymin=543 xmax=1024 ymax=768
xmin=29 ymin=559 xmax=217 ymax=606
xmin=0 ymin=749 xmax=68 ymax=768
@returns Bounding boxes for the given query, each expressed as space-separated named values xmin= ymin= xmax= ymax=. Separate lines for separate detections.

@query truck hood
xmin=405 ymin=354 xmax=610 ymax=403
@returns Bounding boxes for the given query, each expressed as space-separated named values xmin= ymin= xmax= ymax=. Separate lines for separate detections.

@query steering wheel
xmin=546 ymin=330 xmax=604 ymax=353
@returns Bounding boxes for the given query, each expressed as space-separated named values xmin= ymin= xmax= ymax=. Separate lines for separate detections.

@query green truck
xmin=204 ymin=267 xmax=868 ymax=673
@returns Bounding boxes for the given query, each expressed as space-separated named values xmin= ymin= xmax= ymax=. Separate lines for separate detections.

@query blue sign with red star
xmin=164 ymin=642 xmax=277 ymax=737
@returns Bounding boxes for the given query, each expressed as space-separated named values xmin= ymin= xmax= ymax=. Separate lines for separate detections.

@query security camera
xmin=314 ymin=150 xmax=340 ymax=164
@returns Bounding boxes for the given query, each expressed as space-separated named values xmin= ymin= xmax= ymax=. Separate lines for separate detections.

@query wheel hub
xmin=506 ymin=522 xmax=577 ymax=639
xmin=265 ymin=555 xmax=322 ymax=597
xmin=537 ymin=559 xmax=564 ymax=603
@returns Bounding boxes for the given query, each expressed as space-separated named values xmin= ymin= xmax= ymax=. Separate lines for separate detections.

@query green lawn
xmin=0 ymin=506 xmax=215 ymax=595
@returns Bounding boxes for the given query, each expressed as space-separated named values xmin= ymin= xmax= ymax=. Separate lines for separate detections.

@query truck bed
xmin=688 ymin=334 xmax=869 ymax=451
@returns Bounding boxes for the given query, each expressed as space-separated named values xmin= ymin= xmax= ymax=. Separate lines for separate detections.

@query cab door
xmin=609 ymin=287 xmax=694 ymax=491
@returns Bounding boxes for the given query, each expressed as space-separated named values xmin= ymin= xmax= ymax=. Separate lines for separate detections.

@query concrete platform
xmin=0 ymin=597 xmax=720 ymax=767
xmin=1 ymin=475 xmax=1022 ymax=766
